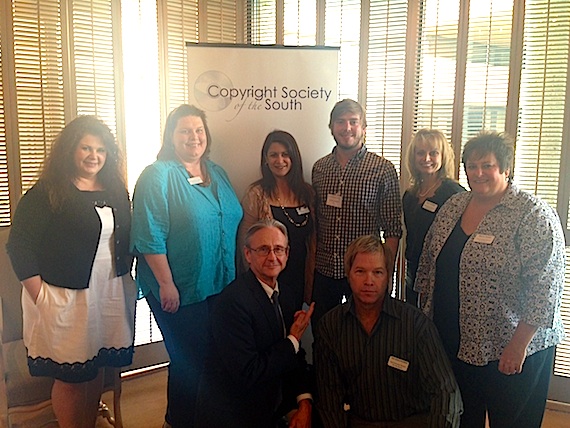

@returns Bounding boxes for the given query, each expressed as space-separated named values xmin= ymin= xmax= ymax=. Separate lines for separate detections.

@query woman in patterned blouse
xmin=415 ymin=131 xmax=565 ymax=428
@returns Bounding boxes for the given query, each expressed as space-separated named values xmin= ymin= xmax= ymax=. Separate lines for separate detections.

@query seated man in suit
xmin=314 ymin=235 xmax=463 ymax=428
xmin=195 ymin=219 xmax=315 ymax=428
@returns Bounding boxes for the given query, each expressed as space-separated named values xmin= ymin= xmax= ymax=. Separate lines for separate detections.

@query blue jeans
xmin=146 ymin=292 xmax=212 ymax=428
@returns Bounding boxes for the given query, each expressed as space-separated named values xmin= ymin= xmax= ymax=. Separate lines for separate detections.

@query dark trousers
xmin=311 ymin=271 xmax=351 ymax=328
xmin=146 ymin=292 xmax=211 ymax=428
xmin=452 ymin=346 xmax=555 ymax=428
xmin=404 ymin=271 xmax=419 ymax=308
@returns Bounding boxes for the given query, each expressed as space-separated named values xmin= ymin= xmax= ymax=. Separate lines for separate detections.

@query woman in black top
xmin=402 ymin=129 xmax=464 ymax=306
xmin=239 ymin=130 xmax=315 ymax=309
xmin=7 ymin=116 xmax=135 ymax=428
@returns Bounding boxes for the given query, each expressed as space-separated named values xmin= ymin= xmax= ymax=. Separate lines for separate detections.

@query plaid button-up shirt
xmin=312 ymin=146 xmax=402 ymax=279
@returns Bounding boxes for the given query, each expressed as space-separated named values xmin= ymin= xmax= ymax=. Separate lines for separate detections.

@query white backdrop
xmin=187 ymin=44 xmax=339 ymax=197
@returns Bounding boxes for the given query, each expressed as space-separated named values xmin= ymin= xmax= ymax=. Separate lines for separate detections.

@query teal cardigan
xmin=130 ymin=159 xmax=243 ymax=306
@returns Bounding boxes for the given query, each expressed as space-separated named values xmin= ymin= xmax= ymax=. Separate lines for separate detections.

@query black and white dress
xmin=19 ymin=197 xmax=136 ymax=383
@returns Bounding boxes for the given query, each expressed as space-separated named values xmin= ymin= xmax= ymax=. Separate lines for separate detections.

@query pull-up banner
xmin=187 ymin=43 xmax=339 ymax=196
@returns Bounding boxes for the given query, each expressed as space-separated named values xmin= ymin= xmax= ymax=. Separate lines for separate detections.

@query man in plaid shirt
xmin=311 ymin=99 xmax=402 ymax=326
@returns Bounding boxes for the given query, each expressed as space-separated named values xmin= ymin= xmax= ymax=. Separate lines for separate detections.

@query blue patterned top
xmin=415 ymin=185 xmax=565 ymax=366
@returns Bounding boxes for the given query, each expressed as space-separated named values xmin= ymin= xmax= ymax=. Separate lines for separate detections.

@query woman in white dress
xmin=7 ymin=116 xmax=135 ymax=428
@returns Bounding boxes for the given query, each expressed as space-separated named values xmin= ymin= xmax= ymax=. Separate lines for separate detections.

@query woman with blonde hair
xmin=402 ymin=129 xmax=464 ymax=306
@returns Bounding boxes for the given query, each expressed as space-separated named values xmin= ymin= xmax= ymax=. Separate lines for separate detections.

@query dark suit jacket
xmin=195 ymin=269 xmax=310 ymax=428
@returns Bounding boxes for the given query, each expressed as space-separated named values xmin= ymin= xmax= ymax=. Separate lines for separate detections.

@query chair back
xmin=0 ymin=228 xmax=23 ymax=343
xmin=0 ymin=227 xmax=57 ymax=427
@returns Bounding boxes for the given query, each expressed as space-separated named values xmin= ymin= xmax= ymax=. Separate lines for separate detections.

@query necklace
xmin=276 ymin=196 xmax=309 ymax=227
xmin=418 ymin=179 xmax=441 ymax=197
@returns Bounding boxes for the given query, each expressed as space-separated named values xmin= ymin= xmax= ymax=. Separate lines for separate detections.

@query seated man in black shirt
xmin=314 ymin=235 xmax=462 ymax=428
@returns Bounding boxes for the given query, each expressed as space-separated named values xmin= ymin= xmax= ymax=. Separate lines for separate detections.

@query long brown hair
xmin=39 ymin=116 xmax=126 ymax=210
xmin=254 ymin=130 xmax=312 ymax=206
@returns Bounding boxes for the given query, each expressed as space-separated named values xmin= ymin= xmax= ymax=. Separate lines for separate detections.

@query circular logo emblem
xmin=194 ymin=70 xmax=233 ymax=112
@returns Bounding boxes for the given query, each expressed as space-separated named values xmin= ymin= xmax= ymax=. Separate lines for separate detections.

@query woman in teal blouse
xmin=130 ymin=104 xmax=242 ymax=428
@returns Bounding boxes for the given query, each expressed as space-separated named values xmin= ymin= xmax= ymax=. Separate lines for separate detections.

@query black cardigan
xmin=7 ymin=181 xmax=131 ymax=289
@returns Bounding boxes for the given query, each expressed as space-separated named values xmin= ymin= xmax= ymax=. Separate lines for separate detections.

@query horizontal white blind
xmin=206 ymin=0 xmax=238 ymax=43
xmin=12 ymin=0 xmax=66 ymax=193
xmin=514 ymin=0 xmax=570 ymax=207
xmin=514 ymin=0 xmax=570 ymax=379
xmin=249 ymin=0 xmax=276 ymax=44
xmin=555 ymin=247 xmax=570 ymax=378
xmin=162 ymin=0 xmax=199 ymax=112
xmin=458 ymin=0 xmax=513 ymax=185
xmin=284 ymin=0 xmax=317 ymax=45
xmin=72 ymin=0 xmax=117 ymax=134
xmin=414 ymin=0 xmax=460 ymax=139
xmin=0 ymin=35 xmax=9 ymax=226
xmin=324 ymin=0 xmax=361 ymax=100
xmin=365 ymin=0 xmax=408 ymax=172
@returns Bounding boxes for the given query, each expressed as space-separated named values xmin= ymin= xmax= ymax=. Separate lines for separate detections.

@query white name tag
xmin=326 ymin=193 xmax=342 ymax=208
xmin=188 ymin=176 xmax=203 ymax=185
xmin=297 ymin=206 xmax=310 ymax=215
xmin=473 ymin=233 xmax=495 ymax=244
xmin=388 ymin=355 xmax=409 ymax=372
xmin=422 ymin=200 xmax=438 ymax=212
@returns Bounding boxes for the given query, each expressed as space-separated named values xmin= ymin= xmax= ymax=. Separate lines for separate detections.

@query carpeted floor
xmin=100 ymin=367 xmax=570 ymax=428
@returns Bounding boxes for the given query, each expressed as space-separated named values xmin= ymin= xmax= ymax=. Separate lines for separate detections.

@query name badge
xmin=422 ymin=200 xmax=438 ymax=212
xmin=188 ymin=176 xmax=203 ymax=185
xmin=388 ymin=356 xmax=409 ymax=372
xmin=326 ymin=193 xmax=342 ymax=208
xmin=297 ymin=206 xmax=310 ymax=215
xmin=473 ymin=233 xmax=495 ymax=244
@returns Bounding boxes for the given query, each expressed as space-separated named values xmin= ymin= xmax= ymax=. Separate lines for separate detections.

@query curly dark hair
xmin=40 ymin=115 xmax=126 ymax=210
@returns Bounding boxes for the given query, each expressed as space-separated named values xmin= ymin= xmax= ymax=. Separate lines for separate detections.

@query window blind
xmin=248 ymin=0 xmax=277 ymax=44
xmin=414 ymin=0 xmax=460 ymax=139
xmin=458 ymin=0 xmax=513 ymax=185
xmin=324 ymin=0 xmax=361 ymax=100
xmin=284 ymin=0 xmax=317 ymax=45
xmin=515 ymin=0 xmax=569 ymax=207
xmin=159 ymin=0 xmax=198 ymax=114
xmin=72 ymin=0 xmax=118 ymax=134
xmin=514 ymin=0 xmax=570 ymax=380
xmin=365 ymin=0 xmax=408 ymax=172
xmin=0 ymin=32 xmax=10 ymax=226
xmin=206 ymin=0 xmax=238 ymax=43
xmin=12 ymin=0 xmax=66 ymax=193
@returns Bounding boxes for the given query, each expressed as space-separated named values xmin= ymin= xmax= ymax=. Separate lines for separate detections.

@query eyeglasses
xmin=247 ymin=245 xmax=288 ymax=257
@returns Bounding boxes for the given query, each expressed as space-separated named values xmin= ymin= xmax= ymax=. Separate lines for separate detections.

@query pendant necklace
xmin=276 ymin=195 xmax=309 ymax=227
xmin=418 ymin=179 xmax=440 ymax=198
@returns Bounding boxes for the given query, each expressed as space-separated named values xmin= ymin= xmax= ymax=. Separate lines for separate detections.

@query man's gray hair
xmin=244 ymin=219 xmax=289 ymax=248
